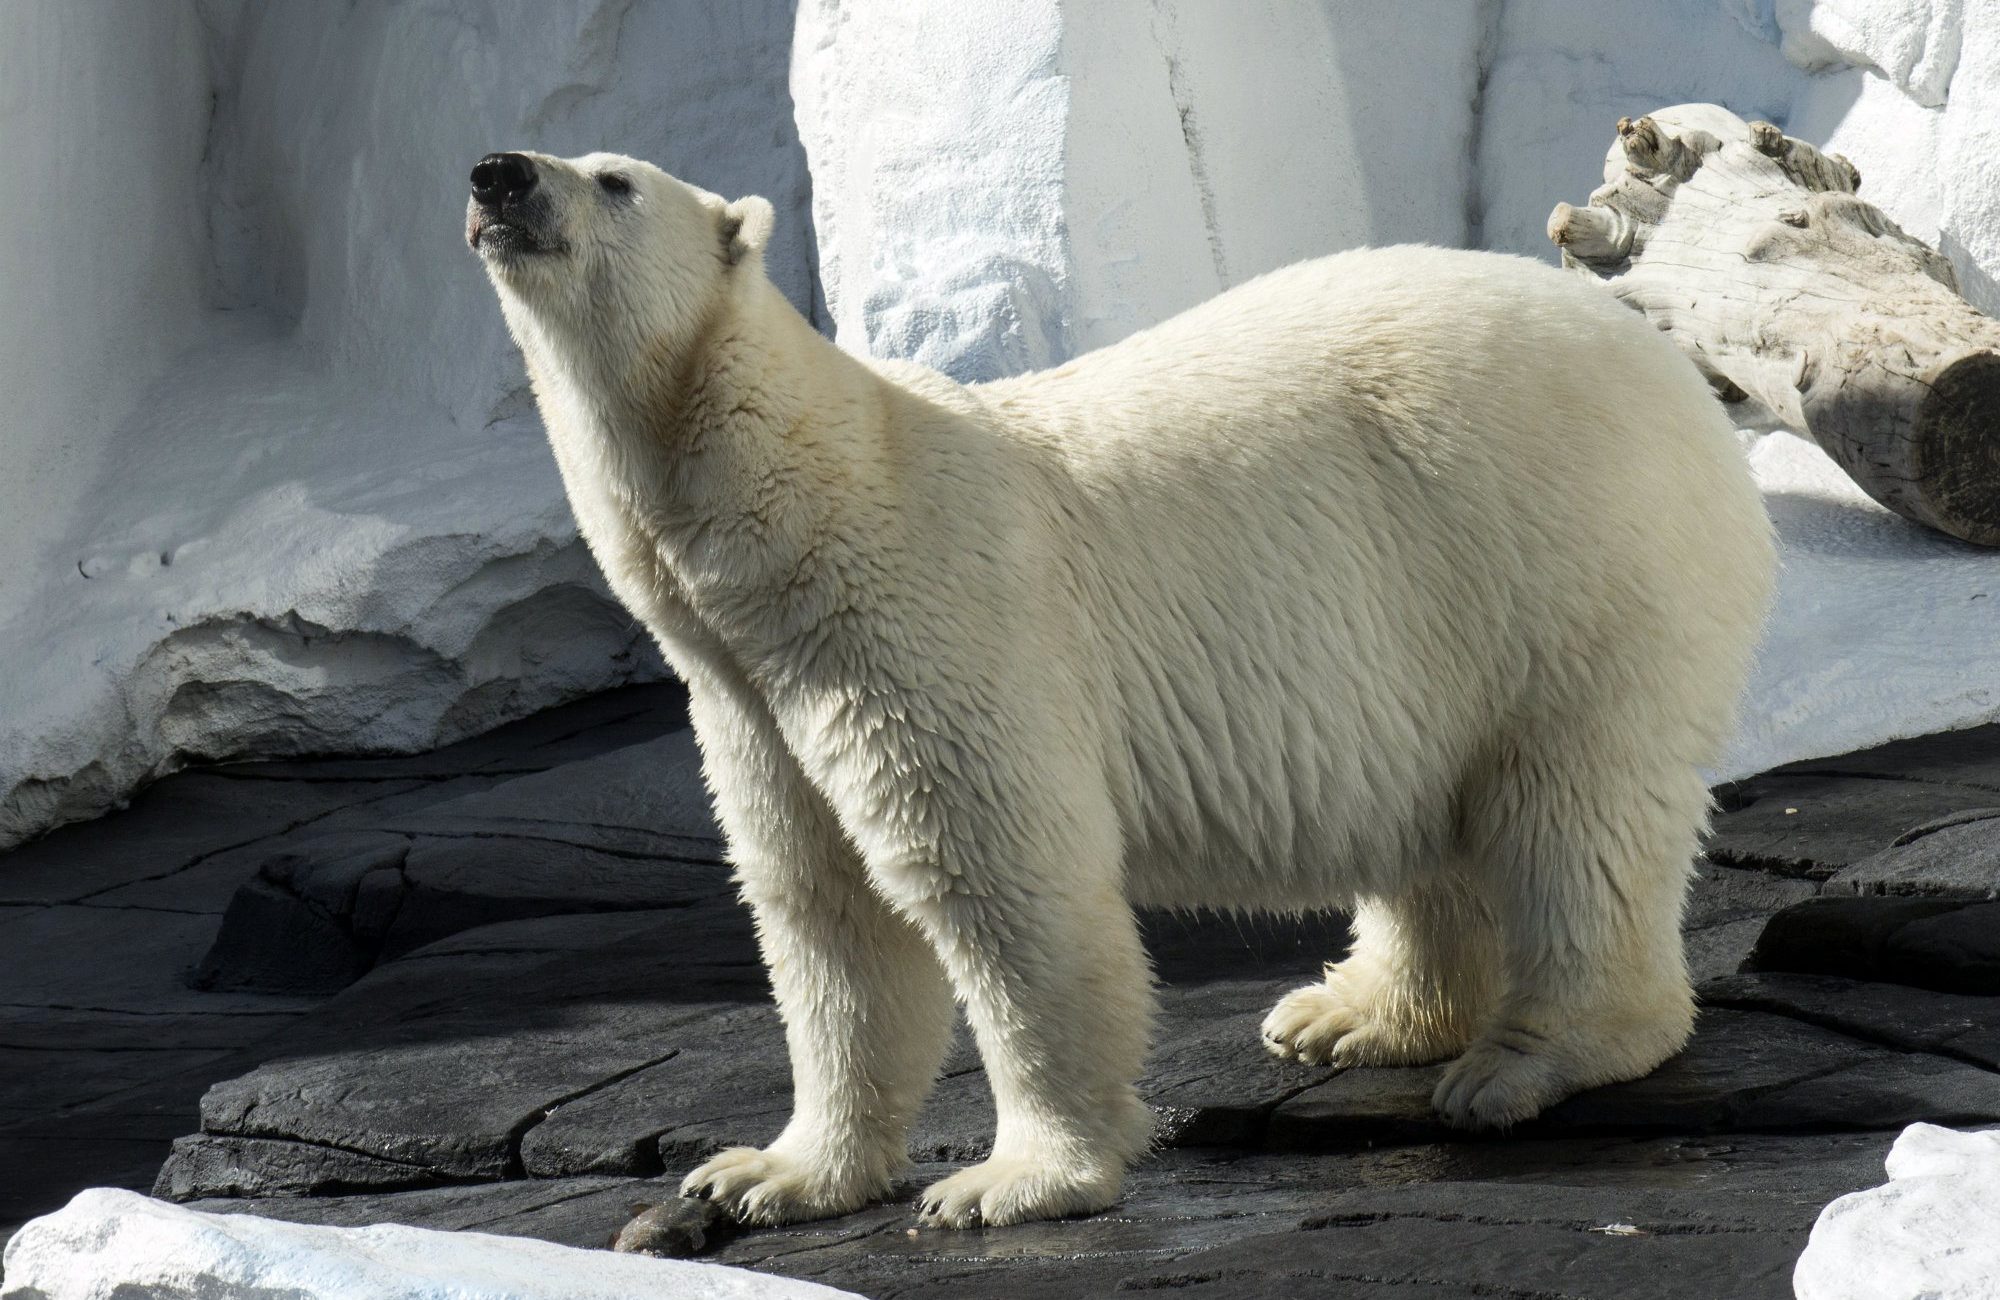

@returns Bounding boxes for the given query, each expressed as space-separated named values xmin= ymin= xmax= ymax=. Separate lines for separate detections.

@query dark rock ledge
xmin=6 ymin=698 xmax=2000 ymax=1298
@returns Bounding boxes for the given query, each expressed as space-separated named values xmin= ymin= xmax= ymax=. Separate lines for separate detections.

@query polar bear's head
xmin=466 ymin=150 xmax=774 ymax=363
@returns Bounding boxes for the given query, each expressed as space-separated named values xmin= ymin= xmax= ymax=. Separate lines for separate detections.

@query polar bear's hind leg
xmin=1432 ymin=736 xmax=1705 ymax=1131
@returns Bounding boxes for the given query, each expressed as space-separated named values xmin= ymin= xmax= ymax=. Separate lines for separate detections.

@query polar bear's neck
xmin=516 ymin=274 xmax=902 ymax=672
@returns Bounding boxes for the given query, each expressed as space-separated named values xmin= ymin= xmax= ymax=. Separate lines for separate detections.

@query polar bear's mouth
xmin=468 ymin=215 xmax=564 ymax=259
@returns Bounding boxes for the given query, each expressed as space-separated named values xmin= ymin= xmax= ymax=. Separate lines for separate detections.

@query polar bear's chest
xmin=541 ymin=405 xmax=817 ymax=694
xmin=537 ymin=404 xmax=703 ymax=635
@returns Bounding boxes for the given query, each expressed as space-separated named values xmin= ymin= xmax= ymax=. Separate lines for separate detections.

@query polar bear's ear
xmin=720 ymin=195 xmax=775 ymax=267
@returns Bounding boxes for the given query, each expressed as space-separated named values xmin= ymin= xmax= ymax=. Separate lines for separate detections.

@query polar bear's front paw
xmin=914 ymin=1156 xmax=1121 ymax=1228
xmin=680 ymin=1146 xmax=884 ymax=1226
xmin=1261 ymin=977 xmax=1461 ymax=1068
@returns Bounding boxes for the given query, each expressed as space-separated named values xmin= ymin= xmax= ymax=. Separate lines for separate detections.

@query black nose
xmin=470 ymin=152 xmax=536 ymax=205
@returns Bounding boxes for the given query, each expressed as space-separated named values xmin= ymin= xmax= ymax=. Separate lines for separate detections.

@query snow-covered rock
xmin=0 ymin=1186 xmax=857 ymax=1300
xmin=0 ymin=0 xmax=818 ymax=850
xmin=1794 ymin=1123 xmax=2000 ymax=1299
xmin=1782 ymin=0 xmax=2000 ymax=312
xmin=1725 ymin=432 xmax=2000 ymax=780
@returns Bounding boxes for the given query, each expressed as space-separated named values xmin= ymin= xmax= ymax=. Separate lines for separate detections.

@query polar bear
xmin=467 ymin=150 xmax=1774 ymax=1229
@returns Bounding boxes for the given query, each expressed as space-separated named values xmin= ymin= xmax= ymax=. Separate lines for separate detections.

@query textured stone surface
xmin=157 ymin=908 xmax=1347 ymax=1198
xmin=1683 ymin=861 xmax=1821 ymax=983
xmin=1702 ymin=970 xmax=2000 ymax=1068
xmin=187 ymin=1135 xmax=1896 ymax=1300
xmin=1827 ymin=813 xmax=2000 ymax=898
xmin=0 ymin=684 xmax=688 ymax=1241
xmin=163 ymin=905 xmax=767 ymax=1195
xmin=1269 ymin=1006 xmax=2000 ymax=1144
xmin=1707 ymin=727 xmax=2000 ymax=877
xmin=149 ymin=868 xmax=2000 ymax=1297
xmin=192 ymin=733 xmax=728 ymax=996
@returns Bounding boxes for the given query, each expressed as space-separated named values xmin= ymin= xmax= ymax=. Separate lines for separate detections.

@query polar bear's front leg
xmin=677 ymin=688 xmax=956 ymax=1225
xmin=909 ymin=875 xmax=1156 ymax=1228
xmin=682 ymin=870 xmax=954 ymax=1224
xmin=869 ymin=779 xmax=1156 ymax=1229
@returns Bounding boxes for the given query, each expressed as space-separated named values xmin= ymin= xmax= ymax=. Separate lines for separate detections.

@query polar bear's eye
xmin=597 ymin=173 xmax=632 ymax=196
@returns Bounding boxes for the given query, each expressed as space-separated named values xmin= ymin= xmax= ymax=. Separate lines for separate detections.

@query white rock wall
xmin=1785 ymin=0 xmax=2000 ymax=313
xmin=791 ymin=0 xmax=2000 ymax=380
xmin=0 ymin=1 xmax=212 ymax=657
xmin=10 ymin=0 xmax=2000 ymax=848
xmin=1476 ymin=0 xmax=1815 ymax=258
xmin=0 ymin=0 xmax=820 ymax=849
xmin=791 ymin=0 xmax=1073 ymax=382
xmin=794 ymin=0 xmax=1484 ymax=380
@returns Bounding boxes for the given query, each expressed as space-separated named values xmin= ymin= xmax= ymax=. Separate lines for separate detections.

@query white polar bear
xmin=467 ymin=150 xmax=1774 ymax=1230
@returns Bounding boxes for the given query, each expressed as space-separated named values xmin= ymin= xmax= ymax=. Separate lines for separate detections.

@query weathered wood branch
xmin=1550 ymin=102 xmax=2000 ymax=546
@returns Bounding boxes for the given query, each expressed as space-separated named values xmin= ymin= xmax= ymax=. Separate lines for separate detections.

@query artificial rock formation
xmin=1550 ymin=103 xmax=2000 ymax=546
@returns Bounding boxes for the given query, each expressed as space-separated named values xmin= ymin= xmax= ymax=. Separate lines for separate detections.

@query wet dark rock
xmin=1708 ymin=771 xmax=1984 ymax=878
xmin=370 ymin=727 xmax=721 ymax=857
xmin=0 ymin=774 xmax=426 ymax=910
xmin=152 ymin=1133 xmax=452 ymax=1200
xmin=158 ymin=905 xmax=767 ymax=1199
xmin=1682 ymin=862 xmax=1819 ymax=983
xmin=2 ymin=686 xmax=695 ymax=1240
xmin=1701 ymin=970 xmax=2000 ymax=1067
xmin=1545 ymin=1008 xmax=2000 ymax=1134
xmin=1749 ymin=894 xmax=2000 ymax=994
xmin=184 ymin=1136 xmax=1893 ymax=1300
xmin=528 ymin=1005 xmax=792 ymax=1177
xmin=1269 ymin=1005 xmax=2000 ymax=1145
xmin=192 ymin=729 xmax=730 ymax=995
xmin=1109 ymin=1207 xmax=1800 ymax=1300
xmin=157 ymin=908 xmax=1350 ymax=1200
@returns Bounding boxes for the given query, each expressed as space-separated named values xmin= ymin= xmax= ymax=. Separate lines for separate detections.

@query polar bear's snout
xmin=466 ymin=151 xmax=560 ymax=258
xmin=471 ymin=152 xmax=536 ymax=205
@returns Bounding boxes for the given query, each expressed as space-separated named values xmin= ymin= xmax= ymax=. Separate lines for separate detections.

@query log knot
xmin=1749 ymin=120 xmax=1860 ymax=195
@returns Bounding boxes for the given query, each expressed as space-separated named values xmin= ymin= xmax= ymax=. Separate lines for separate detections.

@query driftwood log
xmin=1549 ymin=102 xmax=2000 ymax=546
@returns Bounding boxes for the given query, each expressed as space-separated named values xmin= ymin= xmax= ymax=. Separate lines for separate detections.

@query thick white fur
xmin=472 ymin=153 xmax=1775 ymax=1230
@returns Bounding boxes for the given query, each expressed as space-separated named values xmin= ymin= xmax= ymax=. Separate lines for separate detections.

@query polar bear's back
xmin=982 ymin=247 xmax=1772 ymax=908
xmin=996 ymin=245 xmax=1735 ymax=495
